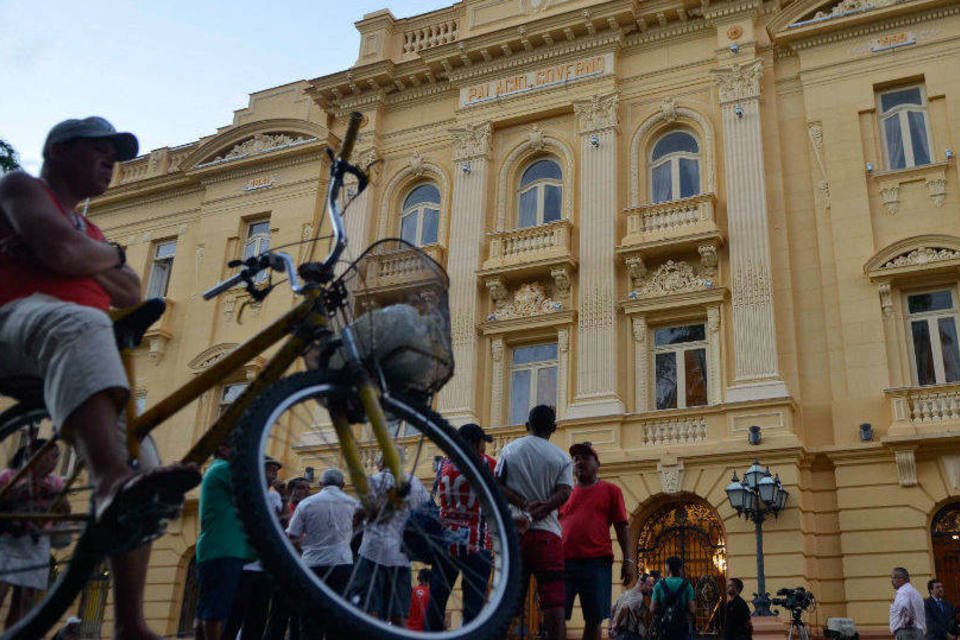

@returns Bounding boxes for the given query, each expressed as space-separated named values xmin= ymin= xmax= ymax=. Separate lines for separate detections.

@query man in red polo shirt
xmin=560 ymin=442 xmax=637 ymax=640
xmin=0 ymin=117 xmax=200 ymax=640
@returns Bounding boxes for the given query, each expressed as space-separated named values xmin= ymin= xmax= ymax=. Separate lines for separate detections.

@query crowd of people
xmin=190 ymin=403 xmax=760 ymax=640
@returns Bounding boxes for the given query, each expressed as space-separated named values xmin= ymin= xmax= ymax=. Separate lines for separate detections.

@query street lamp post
xmin=725 ymin=459 xmax=789 ymax=617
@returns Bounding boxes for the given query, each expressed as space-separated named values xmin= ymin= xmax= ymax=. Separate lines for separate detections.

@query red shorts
xmin=521 ymin=529 xmax=565 ymax=609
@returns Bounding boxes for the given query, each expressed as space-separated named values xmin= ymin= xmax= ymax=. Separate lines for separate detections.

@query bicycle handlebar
xmin=201 ymin=251 xmax=302 ymax=300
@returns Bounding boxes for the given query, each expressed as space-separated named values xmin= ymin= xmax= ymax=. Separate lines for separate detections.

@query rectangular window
xmin=878 ymin=85 xmax=932 ymax=170
xmin=145 ymin=240 xmax=176 ymax=299
xmin=509 ymin=342 xmax=558 ymax=425
xmin=243 ymin=220 xmax=271 ymax=284
xmin=219 ymin=383 xmax=248 ymax=418
xmin=654 ymin=323 xmax=708 ymax=409
xmin=907 ymin=290 xmax=960 ymax=386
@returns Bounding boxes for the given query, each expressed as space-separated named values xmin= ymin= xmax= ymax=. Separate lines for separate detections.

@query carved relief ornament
xmin=205 ymin=133 xmax=314 ymax=165
xmin=630 ymin=260 xmax=708 ymax=299
xmin=573 ymin=93 xmax=619 ymax=134
xmin=450 ymin=122 xmax=492 ymax=161
xmin=881 ymin=247 xmax=960 ymax=269
xmin=811 ymin=0 xmax=897 ymax=21
xmin=714 ymin=60 xmax=763 ymax=104
xmin=489 ymin=282 xmax=562 ymax=321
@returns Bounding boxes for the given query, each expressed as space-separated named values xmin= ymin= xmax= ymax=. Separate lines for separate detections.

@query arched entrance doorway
xmin=635 ymin=495 xmax=727 ymax=636
xmin=932 ymin=502 xmax=960 ymax=605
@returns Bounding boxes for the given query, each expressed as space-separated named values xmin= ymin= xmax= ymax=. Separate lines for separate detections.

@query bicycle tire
xmin=0 ymin=405 xmax=102 ymax=640
xmin=230 ymin=370 xmax=522 ymax=640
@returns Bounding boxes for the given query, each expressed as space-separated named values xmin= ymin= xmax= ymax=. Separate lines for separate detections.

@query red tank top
xmin=0 ymin=180 xmax=111 ymax=311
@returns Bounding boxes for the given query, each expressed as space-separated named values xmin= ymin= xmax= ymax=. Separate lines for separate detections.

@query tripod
xmin=786 ymin=608 xmax=811 ymax=640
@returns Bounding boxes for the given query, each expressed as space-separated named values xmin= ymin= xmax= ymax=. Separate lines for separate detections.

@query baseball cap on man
xmin=569 ymin=442 xmax=599 ymax=463
xmin=44 ymin=116 xmax=139 ymax=161
xmin=458 ymin=423 xmax=493 ymax=443
xmin=264 ymin=456 xmax=282 ymax=469
xmin=66 ymin=616 xmax=82 ymax=625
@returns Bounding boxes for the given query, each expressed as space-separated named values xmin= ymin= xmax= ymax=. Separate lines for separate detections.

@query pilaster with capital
xmin=490 ymin=336 xmax=505 ymax=427
xmin=437 ymin=122 xmax=493 ymax=423
xmin=714 ymin=61 xmax=786 ymax=400
xmin=707 ymin=305 xmax=723 ymax=405
xmin=568 ymin=92 xmax=624 ymax=418
xmin=341 ymin=147 xmax=379 ymax=269
xmin=632 ymin=316 xmax=649 ymax=412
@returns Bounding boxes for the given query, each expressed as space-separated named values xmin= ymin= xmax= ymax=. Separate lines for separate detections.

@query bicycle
xmin=0 ymin=112 xmax=522 ymax=640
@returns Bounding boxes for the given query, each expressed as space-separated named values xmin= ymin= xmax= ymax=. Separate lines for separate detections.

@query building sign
xmin=871 ymin=32 xmax=916 ymax=52
xmin=460 ymin=52 xmax=614 ymax=108
xmin=243 ymin=176 xmax=275 ymax=192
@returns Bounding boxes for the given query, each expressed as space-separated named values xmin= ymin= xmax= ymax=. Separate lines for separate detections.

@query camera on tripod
xmin=771 ymin=587 xmax=816 ymax=618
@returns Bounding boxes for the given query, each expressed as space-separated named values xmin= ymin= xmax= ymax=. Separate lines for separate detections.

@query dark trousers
xmin=223 ymin=569 xmax=272 ymax=640
xmin=263 ymin=580 xmax=300 ymax=640
xmin=300 ymin=564 xmax=352 ymax=640
xmin=425 ymin=550 xmax=492 ymax=631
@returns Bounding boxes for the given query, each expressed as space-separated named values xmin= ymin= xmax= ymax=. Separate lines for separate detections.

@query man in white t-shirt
xmin=288 ymin=468 xmax=360 ymax=639
xmin=495 ymin=404 xmax=573 ymax=640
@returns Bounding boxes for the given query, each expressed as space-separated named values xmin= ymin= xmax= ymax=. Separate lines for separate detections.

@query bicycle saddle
xmin=110 ymin=297 xmax=166 ymax=350
xmin=0 ymin=298 xmax=167 ymax=406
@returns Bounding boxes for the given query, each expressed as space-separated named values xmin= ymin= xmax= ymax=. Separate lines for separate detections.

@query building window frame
xmin=516 ymin=158 xmax=563 ymax=229
xmin=649 ymin=130 xmax=701 ymax=204
xmin=218 ymin=382 xmax=249 ymax=418
xmin=146 ymin=239 xmax=177 ymax=299
xmin=904 ymin=287 xmax=960 ymax=387
xmin=652 ymin=323 xmax=710 ymax=410
xmin=508 ymin=341 xmax=559 ymax=426
xmin=877 ymin=84 xmax=934 ymax=171
xmin=243 ymin=218 xmax=271 ymax=284
xmin=399 ymin=182 xmax=441 ymax=247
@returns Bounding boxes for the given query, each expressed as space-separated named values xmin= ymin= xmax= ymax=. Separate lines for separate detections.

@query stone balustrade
xmin=402 ymin=18 xmax=458 ymax=54
xmin=641 ymin=415 xmax=708 ymax=446
xmin=483 ymin=220 xmax=573 ymax=271
xmin=620 ymin=193 xmax=719 ymax=252
xmin=359 ymin=244 xmax=446 ymax=291
xmin=888 ymin=383 xmax=960 ymax=426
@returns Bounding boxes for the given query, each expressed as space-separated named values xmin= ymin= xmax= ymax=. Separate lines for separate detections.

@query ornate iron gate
xmin=932 ymin=502 xmax=960 ymax=608
xmin=636 ymin=499 xmax=727 ymax=637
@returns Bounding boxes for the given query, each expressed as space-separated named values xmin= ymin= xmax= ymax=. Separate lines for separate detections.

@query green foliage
xmin=0 ymin=139 xmax=21 ymax=174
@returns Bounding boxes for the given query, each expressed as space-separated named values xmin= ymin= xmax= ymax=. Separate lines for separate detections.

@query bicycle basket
xmin=328 ymin=239 xmax=454 ymax=396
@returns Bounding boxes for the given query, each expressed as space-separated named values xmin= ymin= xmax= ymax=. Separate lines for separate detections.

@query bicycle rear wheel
xmin=230 ymin=370 xmax=521 ymax=640
xmin=0 ymin=404 xmax=101 ymax=640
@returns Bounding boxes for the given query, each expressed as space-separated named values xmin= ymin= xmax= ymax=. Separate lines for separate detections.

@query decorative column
xmin=490 ymin=336 xmax=505 ymax=427
xmin=569 ymin=92 xmax=624 ymax=418
xmin=437 ymin=122 xmax=492 ymax=424
xmin=632 ymin=316 xmax=649 ymax=412
xmin=714 ymin=61 xmax=788 ymax=401
xmin=343 ymin=146 xmax=379 ymax=257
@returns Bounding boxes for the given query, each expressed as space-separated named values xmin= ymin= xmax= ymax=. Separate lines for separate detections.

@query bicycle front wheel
xmin=0 ymin=404 xmax=102 ymax=640
xmin=230 ymin=370 xmax=521 ymax=640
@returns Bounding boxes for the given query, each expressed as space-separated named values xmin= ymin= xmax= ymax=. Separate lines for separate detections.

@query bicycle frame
xmin=1 ymin=112 xmax=402 ymax=522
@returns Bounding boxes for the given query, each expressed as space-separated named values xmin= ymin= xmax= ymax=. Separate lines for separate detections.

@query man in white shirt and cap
xmin=287 ymin=468 xmax=360 ymax=639
xmin=891 ymin=567 xmax=926 ymax=640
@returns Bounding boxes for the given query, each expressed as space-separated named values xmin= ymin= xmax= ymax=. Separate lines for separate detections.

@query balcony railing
xmin=359 ymin=244 xmax=445 ymax=291
xmin=620 ymin=193 xmax=720 ymax=252
xmin=888 ymin=383 xmax=960 ymax=426
xmin=640 ymin=414 xmax=708 ymax=446
xmin=483 ymin=220 xmax=573 ymax=272
xmin=402 ymin=18 xmax=459 ymax=53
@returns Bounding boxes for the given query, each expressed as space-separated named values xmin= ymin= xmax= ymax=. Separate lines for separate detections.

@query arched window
xmin=932 ymin=503 xmax=960 ymax=607
xmin=517 ymin=159 xmax=562 ymax=228
xmin=400 ymin=183 xmax=440 ymax=246
xmin=650 ymin=131 xmax=701 ymax=203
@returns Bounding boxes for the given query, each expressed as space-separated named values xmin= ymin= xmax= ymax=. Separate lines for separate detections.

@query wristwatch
xmin=109 ymin=242 xmax=126 ymax=269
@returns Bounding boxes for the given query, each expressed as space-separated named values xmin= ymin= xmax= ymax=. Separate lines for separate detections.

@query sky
xmin=0 ymin=1 xmax=452 ymax=174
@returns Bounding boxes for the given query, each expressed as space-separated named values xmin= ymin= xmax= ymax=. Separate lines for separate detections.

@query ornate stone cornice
xmin=714 ymin=60 xmax=763 ymax=103
xmin=864 ymin=234 xmax=960 ymax=279
xmin=188 ymin=343 xmax=239 ymax=370
xmin=780 ymin=4 xmax=958 ymax=51
xmin=196 ymin=133 xmax=316 ymax=169
xmin=573 ymin=92 xmax=619 ymax=133
xmin=445 ymin=36 xmax=621 ymax=84
xmin=450 ymin=122 xmax=493 ymax=161
xmin=629 ymin=259 xmax=711 ymax=299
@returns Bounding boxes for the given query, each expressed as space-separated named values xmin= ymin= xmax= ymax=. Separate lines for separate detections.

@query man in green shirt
xmin=650 ymin=556 xmax=696 ymax=640
xmin=194 ymin=444 xmax=254 ymax=640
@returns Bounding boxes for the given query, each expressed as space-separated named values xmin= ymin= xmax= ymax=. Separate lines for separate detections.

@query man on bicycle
xmin=0 ymin=116 xmax=201 ymax=640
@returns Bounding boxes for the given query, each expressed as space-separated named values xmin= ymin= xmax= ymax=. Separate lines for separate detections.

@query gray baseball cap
xmin=43 ymin=116 xmax=139 ymax=161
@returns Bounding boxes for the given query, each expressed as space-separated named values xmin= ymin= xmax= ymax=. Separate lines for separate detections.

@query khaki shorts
xmin=0 ymin=293 xmax=129 ymax=430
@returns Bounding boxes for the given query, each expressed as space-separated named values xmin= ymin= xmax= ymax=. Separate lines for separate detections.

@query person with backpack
xmin=650 ymin=556 xmax=696 ymax=640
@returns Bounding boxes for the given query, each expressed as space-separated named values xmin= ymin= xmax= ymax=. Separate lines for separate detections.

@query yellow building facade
xmin=79 ymin=0 xmax=960 ymax=636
